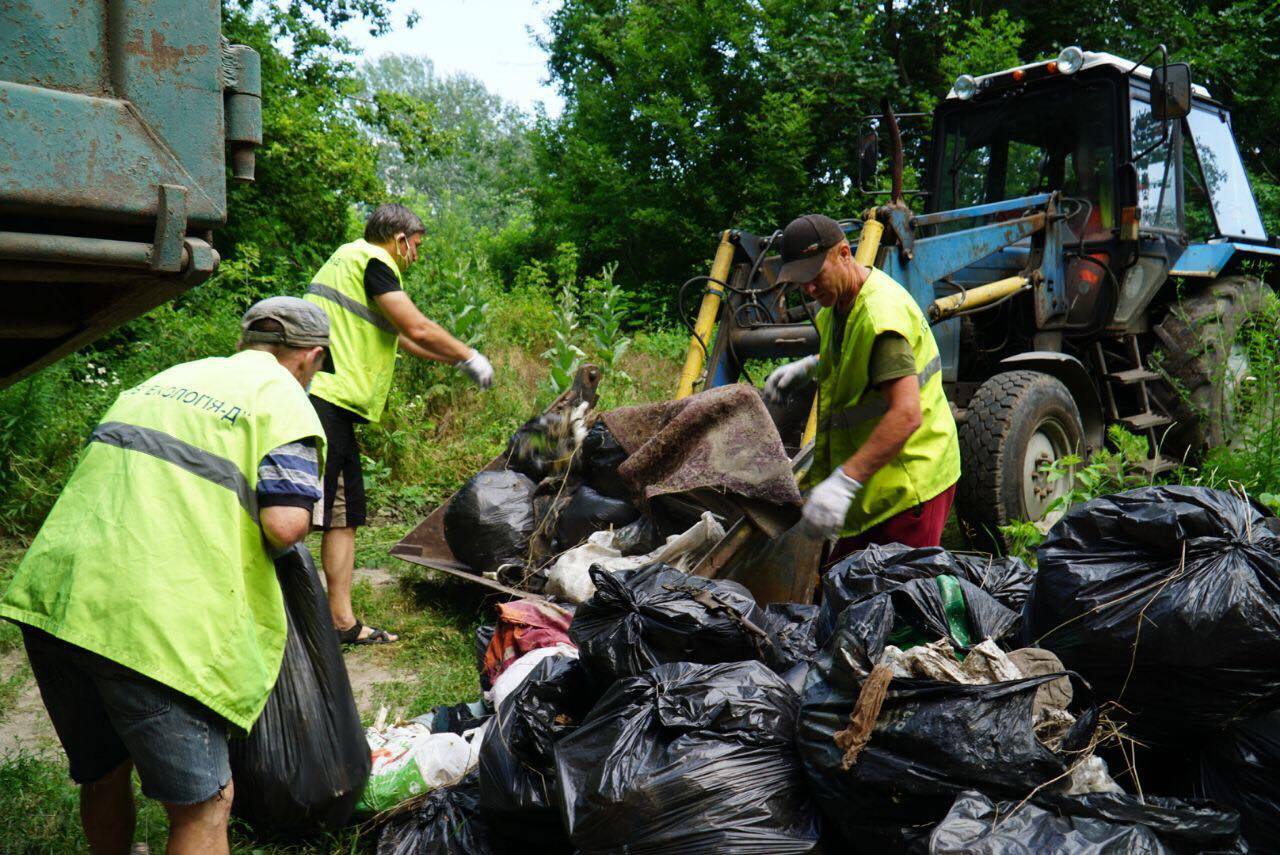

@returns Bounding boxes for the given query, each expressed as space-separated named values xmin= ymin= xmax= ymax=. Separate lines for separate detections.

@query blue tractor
xmin=677 ymin=46 xmax=1279 ymax=541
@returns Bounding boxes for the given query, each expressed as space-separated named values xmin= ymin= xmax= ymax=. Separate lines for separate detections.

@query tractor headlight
xmin=954 ymin=74 xmax=978 ymax=100
xmin=1056 ymin=46 xmax=1084 ymax=75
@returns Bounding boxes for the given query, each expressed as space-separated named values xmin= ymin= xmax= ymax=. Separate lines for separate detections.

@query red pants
xmin=824 ymin=483 xmax=957 ymax=569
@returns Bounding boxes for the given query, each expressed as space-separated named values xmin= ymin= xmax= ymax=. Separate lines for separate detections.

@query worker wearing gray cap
xmin=765 ymin=214 xmax=960 ymax=558
xmin=0 ymin=297 xmax=331 ymax=853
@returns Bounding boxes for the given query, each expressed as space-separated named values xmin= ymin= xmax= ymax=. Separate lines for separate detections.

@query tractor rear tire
xmin=956 ymin=370 xmax=1084 ymax=548
xmin=1151 ymin=276 xmax=1272 ymax=455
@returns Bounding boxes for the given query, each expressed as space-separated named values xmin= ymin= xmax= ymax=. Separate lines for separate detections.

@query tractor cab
xmin=927 ymin=47 xmax=1272 ymax=324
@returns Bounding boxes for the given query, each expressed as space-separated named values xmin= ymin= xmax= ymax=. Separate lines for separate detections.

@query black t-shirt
xmin=364 ymin=258 xmax=402 ymax=300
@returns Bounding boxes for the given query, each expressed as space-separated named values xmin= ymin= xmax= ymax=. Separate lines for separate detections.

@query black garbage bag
xmin=478 ymin=655 xmax=597 ymax=849
xmin=818 ymin=543 xmax=1034 ymax=645
xmin=444 ymin=470 xmax=537 ymax=573
xmin=611 ymin=515 xmax=661 ymax=556
xmin=554 ymin=484 xmax=639 ymax=548
xmin=228 ymin=546 xmax=370 ymax=836
xmin=555 ymin=660 xmax=820 ymax=854
xmin=1027 ymin=485 xmax=1280 ymax=738
xmin=582 ymin=421 xmax=631 ymax=499
xmin=763 ymin=603 xmax=820 ymax=691
xmin=1198 ymin=707 xmax=1280 ymax=852
xmin=798 ymin=587 xmax=1090 ymax=850
xmin=929 ymin=790 xmax=1245 ymax=854
xmin=376 ymin=772 xmax=498 ymax=855
xmin=569 ymin=563 xmax=796 ymax=682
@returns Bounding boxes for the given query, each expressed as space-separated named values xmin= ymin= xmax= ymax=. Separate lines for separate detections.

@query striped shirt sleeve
xmin=257 ymin=438 xmax=322 ymax=509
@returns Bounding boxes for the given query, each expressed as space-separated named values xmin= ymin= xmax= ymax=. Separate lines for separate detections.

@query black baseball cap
xmin=240 ymin=296 xmax=336 ymax=372
xmin=777 ymin=214 xmax=846 ymax=285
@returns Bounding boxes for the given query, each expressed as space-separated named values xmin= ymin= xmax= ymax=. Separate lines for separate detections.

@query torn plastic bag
xmin=569 ymin=563 xmax=794 ymax=682
xmin=797 ymin=588 xmax=1091 ymax=850
xmin=929 ymin=790 xmax=1244 ymax=854
xmin=228 ymin=546 xmax=370 ymax=836
xmin=554 ymin=660 xmax=820 ymax=854
xmin=818 ymin=543 xmax=1034 ymax=645
xmin=1198 ymin=707 xmax=1280 ymax=852
xmin=554 ymin=484 xmax=639 ymax=549
xmin=444 ymin=470 xmax=537 ymax=574
xmin=582 ymin=420 xmax=631 ymax=499
xmin=479 ymin=656 xmax=597 ymax=849
xmin=1027 ymin=485 xmax=1280 ymax=738
xmin=376 ymin=772 xmax=498 ymax=855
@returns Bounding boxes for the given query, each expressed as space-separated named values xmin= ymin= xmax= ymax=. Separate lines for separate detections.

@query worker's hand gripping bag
xmin=1027 ymin=485 xmax=1280 ymax=741
xmin=228 ymin=545 xmax=370 ymax=836
xmin=554 ymin=659 xmax=821 ymax=854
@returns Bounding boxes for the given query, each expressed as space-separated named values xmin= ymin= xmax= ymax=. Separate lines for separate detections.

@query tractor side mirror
xmin=1151 ymin=62 xmax=1191 ymax=120
xmin=858 ymin=130 xmax=879 ymax=188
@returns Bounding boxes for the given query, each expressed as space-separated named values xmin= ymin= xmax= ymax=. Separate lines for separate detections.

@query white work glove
xmin=457 ymin=350 xmax=494 ymax=389
xmin=763 ymin=355 xmax=818 ymax=404
xmin=802 ymin=467 xmax=864 ymax=538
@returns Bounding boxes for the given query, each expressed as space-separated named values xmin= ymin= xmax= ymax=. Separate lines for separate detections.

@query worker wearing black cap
xmin=765 ymin=214 xmax=960 ymax=560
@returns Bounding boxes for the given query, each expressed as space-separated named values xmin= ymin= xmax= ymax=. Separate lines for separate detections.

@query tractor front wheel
xmin=956 ymin=370 xmax=1084 ymax=547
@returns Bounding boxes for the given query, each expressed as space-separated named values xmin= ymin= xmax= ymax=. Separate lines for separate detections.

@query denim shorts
xmin=20 ymin=625 xmax=231 ymax=805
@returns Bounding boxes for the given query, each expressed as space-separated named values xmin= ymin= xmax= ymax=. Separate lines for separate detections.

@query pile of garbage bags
xmin=230 ymin=485 xmax=1279 ymax=853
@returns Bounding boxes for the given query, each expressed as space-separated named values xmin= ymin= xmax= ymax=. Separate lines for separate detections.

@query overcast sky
xmin=340 ymin=0 xmax=564 ymax=116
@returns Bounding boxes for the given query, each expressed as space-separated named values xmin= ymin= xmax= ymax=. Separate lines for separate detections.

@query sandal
xmin=336 ymin=619 xmax=398 ymax=645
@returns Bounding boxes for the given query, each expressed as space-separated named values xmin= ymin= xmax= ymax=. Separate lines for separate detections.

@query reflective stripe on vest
xmin=89 ymin=421 xmax=259 ymax=522
xmin=825 ymin=354 xmax=943 ymax=432
xmin=307 ymin=282 xmax=396 ymax=334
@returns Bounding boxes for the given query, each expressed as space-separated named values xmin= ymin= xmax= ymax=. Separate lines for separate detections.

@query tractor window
xmin=933 ymin=82 xmax=1116 ymax=234
xmin=1185 ymin=105 xmax=1267 ymax=239
xmin=1182 ymin=135 xmax=1215 ymax=242
xmin=1130 ymin=98 xmax=1178 ymax=231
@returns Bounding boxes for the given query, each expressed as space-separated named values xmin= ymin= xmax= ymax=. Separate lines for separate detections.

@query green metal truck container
xmin=0 ymin=0 xmax=261 ymax=388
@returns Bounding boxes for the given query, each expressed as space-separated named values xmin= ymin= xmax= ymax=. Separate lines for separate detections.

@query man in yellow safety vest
xmin=0 ymin=297 xmax=332 ymax=854
xmin=304 ymin=203 xmax=494 ymax=645
xmin=765 ymin=214 xmax=961 ymax=564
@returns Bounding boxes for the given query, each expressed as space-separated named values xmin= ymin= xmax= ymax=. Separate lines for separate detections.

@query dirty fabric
xmin=480 ymin=601 xmax=573 ymax=685
xmin=602 ymin=384 xmax=803 ymax=508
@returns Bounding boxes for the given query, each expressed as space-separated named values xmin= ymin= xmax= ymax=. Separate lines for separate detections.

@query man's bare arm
xmin=374 ymin=291 xmax=472 ymax=364
xmin=840 ymin=373 xmax=923 ymax=484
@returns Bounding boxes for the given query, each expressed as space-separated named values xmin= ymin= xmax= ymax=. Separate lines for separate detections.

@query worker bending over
xmin=1 ymin=298 xmax=332 ymax=854
xmin=305 ymin=203 xmax=494 ymax=645
xmin=766 ymin=214 xmax=961 ymax=562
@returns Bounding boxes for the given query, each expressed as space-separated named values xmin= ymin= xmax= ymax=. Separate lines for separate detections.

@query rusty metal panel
xmin=0 ymin=0 xmax=260 ymax=389
xmin=0 ymin=0 xmax=110 ymax=95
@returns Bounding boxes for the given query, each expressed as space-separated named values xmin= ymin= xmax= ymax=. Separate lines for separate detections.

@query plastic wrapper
xmin=228 ymin=546 xmax=370 ymax=836
xmin=554 ymin=484 xmax=639 ymax=549
xmin=582 ymin=420 xmax=631 ymax=499
xmin=554 ymin=660 xmax=820 ymax=854
xmin=444 ymin=470 xmax=537 ymax=574
xmin=358 ymin=723 xmax=483 ymax=815
xmin=376 ymin=772 xmax=498 ymax=855
xmin=569 ymin=563 xmax=797 ymax=682
xmin=798 ymin=584 xmax=1087 ymax=850
xmin=479 ymin=656 xmax=597 ymax=848
xmin=1027 ymin=486 xmax=1280 ymax=738
xmin=1197 ymin=707 xmax=1280 ymax=852
xmin=929 ymin=790 xmax=1244 ymax=854
xmin=818 ymin=543 xmax=1034 ymax=645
